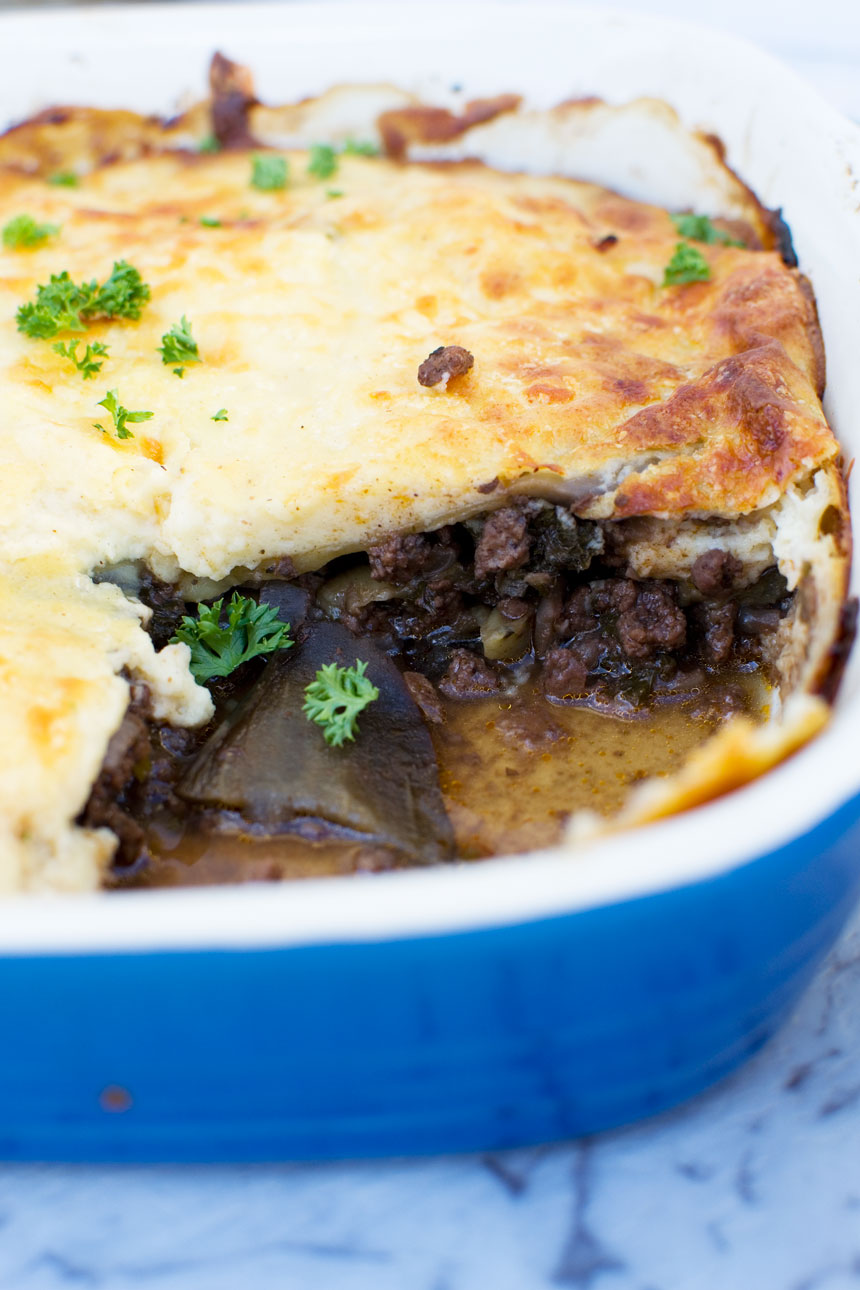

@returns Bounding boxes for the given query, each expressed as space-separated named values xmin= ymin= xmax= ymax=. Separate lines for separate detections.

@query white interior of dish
xmin=1 ymin=0 xmax=859 ymax=951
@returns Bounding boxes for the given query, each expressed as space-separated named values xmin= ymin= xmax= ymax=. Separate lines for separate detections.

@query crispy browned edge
xmin=0 ymin=51 xmax=793 ymax=262
xmin=808 ymin=462 xmax=855 ymax=701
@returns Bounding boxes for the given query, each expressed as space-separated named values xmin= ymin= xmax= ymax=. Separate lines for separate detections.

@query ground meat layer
xmin=85 ymin=501 xmax=792 ymax=879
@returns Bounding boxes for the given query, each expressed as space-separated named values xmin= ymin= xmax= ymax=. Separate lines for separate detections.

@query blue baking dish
xmin=0 ymin=1 xmax=858 ymax=1159
xmin=2 ymin=790 xmax=860 ymax=1161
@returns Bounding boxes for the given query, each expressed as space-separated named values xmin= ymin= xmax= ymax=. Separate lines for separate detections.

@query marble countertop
xmin=0 ymin=2 xmax=858 ymax=1287
xmin=0 ymin=905 xmax=858 ymax=1290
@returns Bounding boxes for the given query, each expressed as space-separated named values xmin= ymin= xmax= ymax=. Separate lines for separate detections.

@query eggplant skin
xmin=178 ymin=620 xmax=455 ymax=865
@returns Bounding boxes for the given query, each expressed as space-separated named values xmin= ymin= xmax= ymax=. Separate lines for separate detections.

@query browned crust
xmin=816 ymin=597 xmax=859 ymax=703
xmin=377 ymin=95 xmax=521 ymax=161
xmin=761 ymin=205 xmax=799 ymax=268
xmin=0 ymin=67 xmax=803 ymax=292
xmin=696 ymin=129 xmax=798 ymax=264
xmin=209 ymin=51 xmax=259 ymax=150
xmin=599 ymin=338 xmax=837 ymax=519
xmin=209 ymin=50 xmax=254 ymax=102
xmin=706 ymin=261 xmax=828 ymax=396
xmin=796 ymin=274 xmax=827 ymax=397
xmin=0 ymin=80 xmax=838 ymax=542
xmin=0 ymin=68 xmax=802 ymax=292
xmin=812 ymin=463 xmax=854 ymax=695
xmin=0 ymin=106 xmax=171 ymax=178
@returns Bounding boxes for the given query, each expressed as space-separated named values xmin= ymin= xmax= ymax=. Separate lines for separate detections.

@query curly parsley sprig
xmin=16 ymin=260 xmax=151 ymax=339
xmin=303 ymin=660 xmax=379 ymax=747
xmin=341 ymin=138 xmax=380 ymax=158
xmin=91 ymin=260 xmax=150 ymax=320
xmin=53 ymin=339 xmax=108 ymax=380
xmin=171 ymin=593 xmax=293 ymax=684
xmin=308 ymin=144 xmax=338 ymax=181
xmin=662 ymin=242 xmax=711 ymax=287
xmin=305 ymin=138 xmax=380 ymax=188
xmin=159 ymin=315 xmax=201 ymax=377
xmin=2 ymin=214 xmax=60 ymax=250
xmin=251 ymin=154 xmax=288 ymax=191
xmin=671 ymin=213 xmax=745 ymax=248
xmin=93 ymin=389 xmax=153 ymax=440
xmin=17 ymin=273 xmax=90 ymax=339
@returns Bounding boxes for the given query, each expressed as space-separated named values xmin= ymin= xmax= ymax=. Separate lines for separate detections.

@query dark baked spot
xmin=746 ymin=401 xmax=787 ymax=454
xmin=378 ymin=95 xmax=521 ymax=161
xmin=764 ymin=205 xmax=798 ymax=268
xmin=816 ymin=598 xmax=858 ymax=704
xmin=613 ymin=376 xmax=649 ymax=403
xmin=418 ymin=345 xmax=474 ymax=388
xmin=796 ymin=274 xmax=827 ymax=397
xmin=209 ymin=51 xmax=258 ymax=149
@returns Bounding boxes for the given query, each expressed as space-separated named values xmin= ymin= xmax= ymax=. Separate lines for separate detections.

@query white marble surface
xmin=0 ymin=3 xmax=859 ymax=1286
xmin=0 ymin=906 xmax=858 ymax=1290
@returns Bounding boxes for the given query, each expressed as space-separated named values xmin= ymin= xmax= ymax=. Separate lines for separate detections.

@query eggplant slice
xmin=178 ymin=620 xmax=455 ymax=864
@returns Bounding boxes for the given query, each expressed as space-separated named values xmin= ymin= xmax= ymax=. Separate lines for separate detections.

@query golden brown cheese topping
xmin=0 ymin=151 xmax=835 ymax=577
xmin=0 ymin=99 xmax=848 ymax=891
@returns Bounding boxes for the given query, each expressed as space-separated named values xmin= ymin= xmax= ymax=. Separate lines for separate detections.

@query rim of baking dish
xmin=1 ymin=1 xmax=859 ymax=952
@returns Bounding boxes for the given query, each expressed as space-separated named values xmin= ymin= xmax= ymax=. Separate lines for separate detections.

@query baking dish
xmin=0 ymin=0 xmax=858 ymax=1160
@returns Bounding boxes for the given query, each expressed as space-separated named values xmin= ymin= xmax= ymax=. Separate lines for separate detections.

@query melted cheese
xmin=0 ymin=146 xmax=843 ymax=890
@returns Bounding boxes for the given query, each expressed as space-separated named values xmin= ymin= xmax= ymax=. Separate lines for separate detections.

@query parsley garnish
xmin=309 ymin=138 xmax=379 ymax=188
xmin=671 ymin=213 xmax=744 ymax=248
xmin=303 ymin=660 xmax=379 ymax=747
xmin=16 ymin=260 xmax=151 ymax=339
xmin=198 ymin=134 xmax=221 ymax=154
xmin=662 ymin=242 xmax=711 ymax=286
xmin=251 ymin=154 xmax=288 ymax=191
xmin=47 ymin=171 xmax=78 ymax=187
xmin=53 ymin=338 xmax=108 ymax=380
xmin=91 ymin=260 xmax=151 ymax=320
xmin=342 ymin=139 xmax=380 ymax=157
xmin=159 ymin=315 xmax=200 ymax=377
xmin=326 ymin=189 xmax=344 ymax=200
xmin=2 ymin=214 xmax=59 ymax=250
xmin=93 ymin=389 xmax=153 ymax=440
xmin=17 ymin=273 xmax=88 ymax=338
xmin=211 ymin=408 xmax=229 ymax=421
xmin=171 ymin=593 xmax=293 ymax=683
xmin=199 ymin=216 xmax=221 ymax=228
xmin=308 ymin=144 xmax=338 ymax=180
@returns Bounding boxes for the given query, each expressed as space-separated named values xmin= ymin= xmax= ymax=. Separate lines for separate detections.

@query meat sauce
xmin=95 ymin=502 xmax=788 ymax=888
xmin=110 ymin=677 xmax=750 ymax=888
